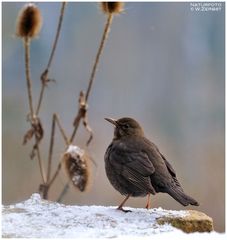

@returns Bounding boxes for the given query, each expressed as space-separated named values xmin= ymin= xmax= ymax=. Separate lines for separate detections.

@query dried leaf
xmin=23 ymin=128 xmax=34 ymax=145
xmin=83 ymin=116 xmax=93 ymax=146
xmin=23 ymin=117 xmax=44 ymax=159
xmin=32 ymin=118 xmax=44 ymax=142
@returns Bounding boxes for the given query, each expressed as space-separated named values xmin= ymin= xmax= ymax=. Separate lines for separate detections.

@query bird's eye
xmin=123 ymin=124 xmax=130 ymax=129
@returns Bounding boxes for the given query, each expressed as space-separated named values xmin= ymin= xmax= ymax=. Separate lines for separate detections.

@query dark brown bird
xmin=104 ymin=117 xmax=199 ymax=212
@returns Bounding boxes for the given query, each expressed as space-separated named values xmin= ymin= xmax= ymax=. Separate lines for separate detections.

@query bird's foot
xmin=145 ymin=201 xmax=151 ymax=210
xmin=145 ymin=193 xmax=151 ymax=210
xmin=117 ymin=206 xmax=132 ymax=213
xmin=145 ymin=204 xmax=151 ymax=210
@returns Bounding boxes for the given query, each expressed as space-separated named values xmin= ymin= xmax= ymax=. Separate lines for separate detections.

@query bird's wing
xmin=109 ymin=145 xmax=156 ymax=194
xmin=122 ymin=166 xmax=156 ymax=194
xmin=160 ymin=152 xmax=176 ymax=177
xmin=124 ymin=151 xmax=155 ymax=176
xmin=159 ymin=151 xmax=184 ymax=191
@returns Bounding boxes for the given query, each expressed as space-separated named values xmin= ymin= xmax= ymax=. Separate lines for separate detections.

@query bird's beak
xmin=104 ymin=118 xmax=118 ymax=126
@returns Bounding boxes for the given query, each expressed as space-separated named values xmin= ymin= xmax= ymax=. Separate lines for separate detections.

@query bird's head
xmin=105 ymin=117 xmax=144 ymax=139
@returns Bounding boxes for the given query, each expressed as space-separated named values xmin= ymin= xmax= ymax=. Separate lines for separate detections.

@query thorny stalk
xmin=70 ymin=13 xmax=113 ymax=144
xmin=54 ymin=114 xmax=70 ymax=145
xmin=24 ymin=36 xmax=47 ymax=184
xmin=39 ymin=113 xmax=69 ymax=199
xmin=47 ymin=114 xmax=69 ymax=183
xmin=36 ymin=145 xmax=47 ymax=184
xmin=36 ymin=2 xmax=66 ymax=115
xmin=48 ymin=162 xmax=62 ymax=188
xmin=57 ymin=13 xmax=114 ymax=202
xmin=46 ymin=2 xmax=66 ymax=70
xmin=85 ymin=14 xmax=113 ymax=102
xmin=24 ymin=37 xmax=34 ymax=118
xmin=34 ymin=2 xmax=66 ymax=198
xmin=20 ymin=2 xmax=66 ymax=198
xmin=57 ymin=181 xmax=70 ymax=202
xmin=46 ymin=115 xmax=56 ymax=183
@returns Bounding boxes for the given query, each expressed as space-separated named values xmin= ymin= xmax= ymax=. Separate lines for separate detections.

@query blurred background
xmin=2 ymin=2 xmax=225 ymax=232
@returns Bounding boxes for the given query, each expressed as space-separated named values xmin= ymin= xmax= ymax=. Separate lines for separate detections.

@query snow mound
xmin=2 ymin=193 xmax=226 ymax=239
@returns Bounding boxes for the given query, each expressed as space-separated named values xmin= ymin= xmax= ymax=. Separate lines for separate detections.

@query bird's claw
xmin=117 ymin=207 xmax=132 ymax=213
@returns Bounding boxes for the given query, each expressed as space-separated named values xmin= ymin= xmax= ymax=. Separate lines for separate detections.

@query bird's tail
xmin=166 ymin=186 xmax=199 ymax=206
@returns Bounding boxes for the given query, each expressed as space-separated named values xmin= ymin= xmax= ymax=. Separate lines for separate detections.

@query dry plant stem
xmin=48 ymin=162 xmax=62 ymax=188
xmin=58 ymin=14 xmax=114 ymax=202
xmin=85 ymin=13 xmax=113 ymax=102
xmin=70 ymin=108 xmax=83 ymax=143
xmin=47 ymin=113 xmax=69 ymax=183
xmin=24 ymin=37 xmax=34 ymax=117
xmin=24 ymin=36 xmax=46 ymax=184
xmin=36 ymin=144 xmax=47 ymax=184
xmin=70 ymin=13 xmax=113 ymax=144
xmin=47 ymin=2 xmax=66 ymax=70
xmin=54 ymin=114 xmax=70 ymax=145
xmin=34 ymin=2 xmax=67 ymax=196
xmin=36 ymin=2 xmax=66 ymax=115
xmin=57 ymin=181 xmax=70 ymax=202
xmin=35 ymin=81 xmax=45 ymax=116
xmin=44 ymin=114 xmax=69 ymax=197
xmin=46 ymin=115 xmax=56 ymax=183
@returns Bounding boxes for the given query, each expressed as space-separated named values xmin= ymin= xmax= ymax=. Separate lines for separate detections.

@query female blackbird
xmin=104 ymin=117 xmax=199 ymax=212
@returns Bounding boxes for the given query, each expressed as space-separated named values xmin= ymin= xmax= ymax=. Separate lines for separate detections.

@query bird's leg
xmin=145 ymin=193 xmax=151 ymax=209
xmin=117 ymin=194 xmax=131 ymax=212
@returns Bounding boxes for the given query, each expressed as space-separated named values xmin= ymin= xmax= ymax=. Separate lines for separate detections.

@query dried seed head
xmin=16 ymin=3 xmax=42 ymax=39
xmin=101 ymin=2 xmax=124 ymax=15
xmin=62 ymin=145 xmax=91 ymax=192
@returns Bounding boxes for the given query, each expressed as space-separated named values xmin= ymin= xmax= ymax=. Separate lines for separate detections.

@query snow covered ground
xmin=2 ymin=194 xmax=226 ymax=239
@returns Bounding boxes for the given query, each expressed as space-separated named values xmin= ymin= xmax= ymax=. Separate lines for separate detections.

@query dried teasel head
xmin=16 ymin=3 xmax=42 ymax=39
xmin=100 ymin=2 xmax=124 ymax=15
xmin=62 ymin=145 xmax=91 ymax=192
